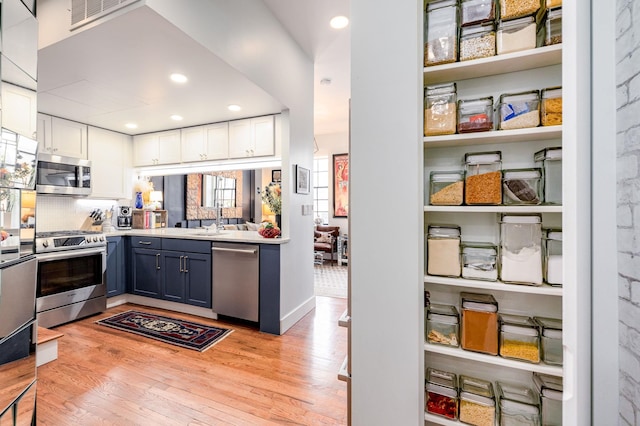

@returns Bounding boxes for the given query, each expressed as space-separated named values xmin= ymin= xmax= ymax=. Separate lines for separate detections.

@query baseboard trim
xmin=280 ymin=296 xmax=316 ymax=334
xmin=108 ymin=294 xmax=217 ymax=320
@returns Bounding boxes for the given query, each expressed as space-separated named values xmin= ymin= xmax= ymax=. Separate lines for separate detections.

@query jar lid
xmin=497 ymin=381 xmax=540 ymax=407
xmin=429 ymin=303 xmax=460 ymax=317
xmin=532 ymin=373 xmax=563 ymax=400
xmin=461 ymin=21 xmax=495 ymax=36
xmin=427 ymin=382 xmax=458 ymax=398
xmin=534 ymin=147 xmax=562 ymax=161
xmin=500 ymin=214 xmax=542 ymax=223
xmin=548 ymin=6 xmax=562 ymax=19
xmin=427 ymin=0 xmax=458 ymax=11
xmin=545 ymin=228 xmax=563 ymax=240
xmin=428 ymin=224 xmax=461 ymax=237
xmin=464 ymin=150 xmax=501 ymax=165
xmin=458 ymin=97 xmax=494 ymax=113
xmin=460 ymin=375 xmax=495 ymax=400
xmin=462 ymin=242 xmax=497 ymax=255
xmin=426 ymin=82 xmax=457 ymax=96
xmin=534 ymin=316 xmax=563 ymax=332
xmin=499 ymin=90 xmax=540 ymax=104
xmin=498 ymin=15 xmax=535 ymax=29
xmin=430 ymin=170 xmax=464 ymax=182
xmin=503 ymin=168 xmax=542 ymax=180
xmin=427 ymin=367 xmax=457 ymax=388
xmin=500 ymin=313 xmax=538 ymax=328
xmin=461 ymin=292 xmax=498 ymax=309
xmin=542 ymin=86 xmax=562 ymax=99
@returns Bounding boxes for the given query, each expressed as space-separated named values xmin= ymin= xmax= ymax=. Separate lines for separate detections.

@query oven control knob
xmin=100 ymin=236 xmax=105 ymax=242
xmin=42 ymin=241 xmax=49 ymax=248
xmin=86 ymin=237 xmax=91 ymax=243
xmin=93 ymin=237 xmax=98 ymax=242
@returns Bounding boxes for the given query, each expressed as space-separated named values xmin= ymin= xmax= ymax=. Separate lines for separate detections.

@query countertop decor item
xmin=96 ymin=310 xmax=233 ymax=352
xmin=258 ymin=222 xmax=281 ymax=238
xmin=261 ymin=182 xmax=282 ymax=215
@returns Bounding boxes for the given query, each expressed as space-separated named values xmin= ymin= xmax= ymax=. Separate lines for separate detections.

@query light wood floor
xmin=36 ymin=297 xmax=348 ymax=426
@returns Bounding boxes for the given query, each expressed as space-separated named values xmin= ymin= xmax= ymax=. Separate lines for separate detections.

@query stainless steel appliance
xmin=212 ymin=243 xmax=259 ymax=322
xmin=35 ymin=230 xmax=107 ymax=328
xmin=36 ymin=153 xmax=91 ymax=196
xmin=116 ymin=205 xmax=132 ymax=229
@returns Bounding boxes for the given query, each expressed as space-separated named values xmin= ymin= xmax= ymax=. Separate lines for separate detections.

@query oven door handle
xmin=36 ymin=247 xmax=106 ymax=262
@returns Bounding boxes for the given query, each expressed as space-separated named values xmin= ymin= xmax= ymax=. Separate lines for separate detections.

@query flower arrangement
xmin=261 ymin=182 xmax=282 ymax=215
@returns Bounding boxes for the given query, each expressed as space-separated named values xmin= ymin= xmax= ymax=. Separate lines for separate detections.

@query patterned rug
xmin=314 ymin=264 xmax=348 ymax=298
xmin=96 ymin=310 xmax=233 ymax=352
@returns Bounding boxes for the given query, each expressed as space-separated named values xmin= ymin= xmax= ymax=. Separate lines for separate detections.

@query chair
xmin=314 ymin=225 xmax=340 ymax=265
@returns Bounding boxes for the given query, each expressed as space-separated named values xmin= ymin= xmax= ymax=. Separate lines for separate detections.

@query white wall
xmin=146 ymin=0 xmax=315 ymax=333
xmin=315 ymin=131 xmax=349 ymax=235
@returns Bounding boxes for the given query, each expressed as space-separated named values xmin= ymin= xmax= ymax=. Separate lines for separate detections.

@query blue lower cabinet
xmin=183 ymin=252 xmax=211 ymax=308
xmin=106 ymin=236 xmax=126 ymax=297
xmin=131 ymin=248 xmax=162 ymax=298
xmin=162 ymin=250 xmax=187 ymax=303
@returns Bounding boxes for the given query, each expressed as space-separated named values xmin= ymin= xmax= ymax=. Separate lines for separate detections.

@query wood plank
xmin=36 ymin=297 xmax=348 ymax=425
xmin=37 ymin=326 xmax=63 ymax=345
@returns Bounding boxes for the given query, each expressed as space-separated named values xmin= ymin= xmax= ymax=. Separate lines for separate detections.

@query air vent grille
xmin=71 ymin=0 xmax=141 ymax=28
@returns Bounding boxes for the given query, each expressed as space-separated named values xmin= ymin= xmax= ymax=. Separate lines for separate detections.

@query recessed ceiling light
xmin=330 ymin=15 xmax=349 ymax=29
xmin=125 ymin=123 xmax=138 ymax=129
xmin=170 ymin=115 xmax=183 ymax=121
xmin=170 ymin=73 xmax=188 ymax=83
xmin=227 ymin=104 xmax=242 ymax=111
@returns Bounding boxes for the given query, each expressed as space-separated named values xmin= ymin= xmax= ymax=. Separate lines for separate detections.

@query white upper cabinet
xmin=228 ymin=115 xmax=275 ymax=158
xmin=133 ymin=130 xmax=181 ymax=166
xmin=181 ymin=122 xmax=229 ymax=163
xmin=37 ymin=114 xmax=88 ymax=159
xmin=3 ymin=82 xmax=37 ymax=139
xmin=88 ymin=126 xmax=132 ymax=199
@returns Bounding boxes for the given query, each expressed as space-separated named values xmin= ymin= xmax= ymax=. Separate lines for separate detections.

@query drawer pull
xmin=138 ymin=241 xmax=152 ymax=245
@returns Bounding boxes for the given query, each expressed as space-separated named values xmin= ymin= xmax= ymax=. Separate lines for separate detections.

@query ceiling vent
xmin=71 ymin=0 xmax=141 ymax=29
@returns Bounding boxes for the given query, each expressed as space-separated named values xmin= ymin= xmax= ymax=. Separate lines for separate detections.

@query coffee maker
xmin=117 ymin=206 xmax=132 ymax=229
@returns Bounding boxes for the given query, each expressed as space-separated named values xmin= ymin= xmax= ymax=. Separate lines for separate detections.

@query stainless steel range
xmin=35 ymin=230 xmax=107 ymax=328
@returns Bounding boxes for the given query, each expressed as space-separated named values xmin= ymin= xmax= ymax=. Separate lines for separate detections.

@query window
xmin=202 ymin=175 xmax=236 ymax=208
xmin=313 ymin=157 xmax=329 ymax=224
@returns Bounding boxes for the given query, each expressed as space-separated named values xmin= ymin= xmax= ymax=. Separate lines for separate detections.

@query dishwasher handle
xmin=212 ymin=247 xmax=257 ymax=255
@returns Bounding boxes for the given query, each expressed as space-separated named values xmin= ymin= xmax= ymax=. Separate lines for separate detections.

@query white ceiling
xmin=37 ymin=1 xmax=351 ymax=137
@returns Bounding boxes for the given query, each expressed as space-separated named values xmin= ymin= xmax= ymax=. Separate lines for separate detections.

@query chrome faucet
xmin=216 ymin=203 xmax=223 ymax=230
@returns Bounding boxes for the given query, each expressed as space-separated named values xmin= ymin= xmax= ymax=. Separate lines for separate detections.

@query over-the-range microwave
xmin=36 ymin=153 xmax=91 ymax=196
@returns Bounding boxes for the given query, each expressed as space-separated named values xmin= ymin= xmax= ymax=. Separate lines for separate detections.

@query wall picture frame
xmin=333 ymin=153 xmax=349 ymax=218
xmin=272 ymin=169 xmax=282 ymax=183
xmin=295 ymin=165 xmax=310 ymax=194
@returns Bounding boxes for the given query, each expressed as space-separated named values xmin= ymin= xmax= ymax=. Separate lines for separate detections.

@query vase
xmin=275 ymin=214 xmax=281 ymax=230
xmin=135 ymin=192 xmax=144 ymax=209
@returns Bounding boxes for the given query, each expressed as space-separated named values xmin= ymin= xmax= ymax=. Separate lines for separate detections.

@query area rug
xmin=314 ymin=264 xmax=348 ymax=298
xmin=96 ymin=310 xmax=232 ymax=352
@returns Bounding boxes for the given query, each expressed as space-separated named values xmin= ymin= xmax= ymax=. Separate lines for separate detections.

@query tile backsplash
xmin=36 ymin=195 xmax=119 ymax=232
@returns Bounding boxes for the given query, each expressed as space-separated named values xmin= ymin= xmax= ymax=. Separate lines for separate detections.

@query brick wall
xmin=618 ymin=1 xmax=640 ymax=424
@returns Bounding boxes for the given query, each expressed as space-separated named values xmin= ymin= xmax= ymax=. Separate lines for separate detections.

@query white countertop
xmin=105 ymin=227 xmax=288 ymax=245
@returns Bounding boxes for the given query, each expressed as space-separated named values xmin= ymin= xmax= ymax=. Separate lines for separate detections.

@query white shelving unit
xmin=423 ymin=44 xmax=569 ymax=424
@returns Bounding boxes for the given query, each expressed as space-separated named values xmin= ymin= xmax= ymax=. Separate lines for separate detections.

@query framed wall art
xmin=295 ymin=165 xmax=310 ymax=194
xmin=271 ymin=169 xmax=281 ymax=183
xmin=333 ymin=153 xmax=349 ymax=218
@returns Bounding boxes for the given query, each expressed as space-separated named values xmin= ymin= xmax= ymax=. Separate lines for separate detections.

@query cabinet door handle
xmin=138 ymin=241 xmax=152 ymax=245
xmin=184 ymin=256 xmax=189 ymax=273
xmin=156 ymin=253 xmax=160 ymax=270
xmin=179 ymin=255 xmax=184 ymax=272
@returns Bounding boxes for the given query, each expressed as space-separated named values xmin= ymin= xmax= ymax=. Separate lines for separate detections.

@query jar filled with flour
xmin=499 ymin=214 xmax=543 ymax=285
xmin=427 ymin=225 xmax=461 ymax=277
xmin=544 ymin=229 xmax=563 ymax=286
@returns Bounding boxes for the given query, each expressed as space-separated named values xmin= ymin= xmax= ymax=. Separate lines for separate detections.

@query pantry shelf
xmin=423 ymin=205 xmax=562 ymax=213
xmin=424 ymin=343 xmax=564 ymax=377
xmin=424 ymin=413 xmax=458 ymax=426
xmin=423 ymin=125 xmax=562 ymax=149
xmin=423 ymin=44 xmax=562 ymax=85
xmin=424 ymin=275 xmax=563 ymax=297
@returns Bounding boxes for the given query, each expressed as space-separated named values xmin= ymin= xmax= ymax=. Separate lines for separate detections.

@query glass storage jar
xmin=497 ymin=16 xmax=537 ymax=55
xmin=424 ymin=83 xmax=457 ymax=136
xmin=458 ymin=97 xmax=494 ymax=133
xmin=460 ymin=22 xmax=496 ymax=61
xmin=496 ymin=381 xmax=541 ymax=426
xmin=427 ymin=225 xmax=461 ymax=277
xmin=545 ymin=7 xmax=562 ymax=45
xmin=500 ymin=214 xmax=543 ymax=285
xmin=460 ymin=0 xmax=495 ymax=26
xmin=461 ymin=292 xmax=499 ymax=355
xmin=426 ymin=368 xmax=459 ymax=419
xmin=426 ymin=303 xmax=460 ymax=347
xmin=541 ymin=86 xmax=562 ymax=126
xmin=464 ymin=151 xmax=502 ymax=205
xmin=459 ymin=375 xmax=496 ymax=426
xmin=425 ymin=0 xmax=459 ymax=66
xmin=461 ymin=242 xmax=498 ymax=281
xmin=502 ymin=168 xmax=542 ymax=205
xmin=429 ymin=170 xmax=464 ymax=205
xmin=497 ymin=90 xmax=540 ymax=130
xmin=499 ymin=314 xmax=541 ymax=363
xmin=544 ymin=228 xmax=562 ymax=285
xmin=499 ymin=0 xmax=540 ymax=20
xmin=533 ymin=373 xmax=563 ymax=426
xmin=534 ymin=147 xmax=562 ymax=204
xmin=535 ymin=316 xmax=563 ymax=365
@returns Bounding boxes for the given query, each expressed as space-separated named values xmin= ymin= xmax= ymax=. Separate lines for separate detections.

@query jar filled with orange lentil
xmin=464 ymin=151 xmax=502 ymax=205
xmin=499 ymin=313 xmax=541 ymax=363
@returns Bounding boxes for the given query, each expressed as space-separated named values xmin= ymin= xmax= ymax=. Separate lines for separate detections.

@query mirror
xmin=0 ymin=128 xmax=38 ymax=189
xmin=186 ymin=171 xmax=244 ymax=220
xmin=1 ymin=0 xmax=38 ymax=80
xmin=202 ymin=175 xmax=237 ymax=208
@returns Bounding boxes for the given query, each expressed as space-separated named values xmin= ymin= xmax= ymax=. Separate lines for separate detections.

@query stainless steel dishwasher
xmin=211 ymin=242 xmax=260 ymax=322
